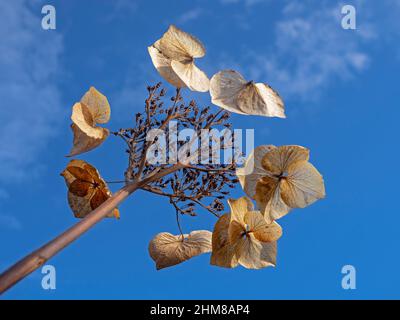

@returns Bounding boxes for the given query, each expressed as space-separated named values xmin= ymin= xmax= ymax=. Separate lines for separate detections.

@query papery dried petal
xmin=210 ymin=214 xmax=238 ymax=268
xmin=210 ymin=70 xmax=285 ymax=117
xmin=227 ymin=196 xmax=254 ymax=224
xmin=244 ymin=211 xmax=282 ymax=243
xmin=80 ymin=86 xmax=111 ymax=124
xmin=148 ymin=44 xmax=187 ymax=88
xmin=280 ymin=160 xmax=325 ymax=209
xmin=158 ymin=25 xmax=205 ymax=61
xmin=67 ymin=103 xmax=109 ymax=157
xmin=261 ymin=145 xmax=309 ymax=174
xmin=171 ymin=60 xmax=209 ymax=92
xmin=235 ymin=233 xmax=277 ymax=269
xmin=149 ymin=230 xmax=212 ymax=270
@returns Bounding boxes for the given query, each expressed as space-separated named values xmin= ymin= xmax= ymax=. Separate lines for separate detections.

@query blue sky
xmin=0 ymin=0 xmax=399 ymax=299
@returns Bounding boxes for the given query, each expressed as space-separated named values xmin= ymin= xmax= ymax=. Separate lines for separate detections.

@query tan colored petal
xmin=280 ymin=160 xmax=325 ymax=209
xmin=149 ymin=230 xmax=212 ymax=270
xmin=261 ymin=145 xmax=310 ymax=175
xmin=60 ymin=160 xmax=119 ymax=219
xmin=148 ymin=45 xmax=187 ymax=88
xmin=158 ymin=25 xmax=205 ymax=61
xmin=254 ymin=176 xmax=279 ymax=210
xmin=210 ymin=214 xmax=238 ymax=268
xmin=209 ymin=70 xmax=285 ymax=117
xmin=244 ymin=211 xmax=282 ymax=242
xmin=228 ymin=220 xmax=246 ymax=246
xmin=255 ymin=179 xmax=291 ymax=223
xmin=171 ymin=60 xmax=209 ymax=92
xmin=227 ymin=196 xmax=254 ymax=224
xmin=80 ymin=86 xmax=111 ymax=124
xmin=210 ymin=70 xmax=248 ymax=115
xmin=236 ymin=82 xmax=285 ymax=118
xmin=71 ymin=102 xmax=95 ymax=127
xmin=67 ymin=103 xmax=109 ymax=157
xmin=236 ymin=145 xmax=276 ymax=198
xmin=68 ymin=124 xmax=109 ymax=157
xmin=254 ymin=83 xmax=285 ymax=118
xmin=235 ymin=233 xmax=277 ymax=269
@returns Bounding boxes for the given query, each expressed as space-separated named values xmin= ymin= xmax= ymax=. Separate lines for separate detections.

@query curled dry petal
xmin=60 ymin=159 xmax=120 ymax=219
xmin=149 ymin=230 xmax=212 ymax=270
xmin=67 ymin=86 xmax=111 ymax=157
xmin=148 ymin=45 xmax=187 ymax=88
xmin=170 ymin=60 xmax=209 ymax=92
xmin=210 ymin=70 xmax=285 ymax=117
xmin=148 ymin=25 xmax=209 ymax=92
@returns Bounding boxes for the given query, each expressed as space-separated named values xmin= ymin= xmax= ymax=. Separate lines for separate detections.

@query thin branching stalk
xmin=0 ymin=84 xmax=238 ymax=294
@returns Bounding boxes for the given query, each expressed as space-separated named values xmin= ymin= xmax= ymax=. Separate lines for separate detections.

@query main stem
xmin=0 ymin=163 xmax=184 ymax=295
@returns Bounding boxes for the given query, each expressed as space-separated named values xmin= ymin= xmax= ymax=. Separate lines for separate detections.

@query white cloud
xmin=176 ymin=8 xmax=204 ymax=25
xmin=220 ymin=0 xmax=266 ymax=7
xmin=0 ymin=0 xmax=64 ymax=183
xmin=105 ymin=0 xmax=139 ymax=22
xmin=248 ymin=1 xmax=374 ymax=101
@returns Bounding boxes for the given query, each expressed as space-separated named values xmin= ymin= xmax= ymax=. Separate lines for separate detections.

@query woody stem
xmin=0 ymin=163 xmax=184 ymax=295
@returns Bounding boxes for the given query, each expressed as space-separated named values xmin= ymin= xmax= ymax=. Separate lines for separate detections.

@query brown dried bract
xmin=60 ymin=159 xmax=120 ymax=219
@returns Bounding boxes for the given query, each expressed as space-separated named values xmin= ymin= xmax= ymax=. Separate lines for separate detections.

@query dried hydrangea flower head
xmin=148 ymin=25 xmax=210 ymax=92
xmin=67 ymin=87 xmax=111 ymax=157
xmin=210 ymin=70 xmax=285 ymax=117
xmin=237 ymin=145 xmax=325 ymax=223
xmin=211 ymin=196 xmax=282 ymax=269
xmin=149 ymin=230 xmax=212 ymax=270
xmin=60 ymin=159 xmax=120 ymax=219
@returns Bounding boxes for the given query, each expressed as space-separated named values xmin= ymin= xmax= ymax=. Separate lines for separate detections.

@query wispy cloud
xmin=105 ymin=0 xmax=139 ymax=22
xmin=220 ymin=0 xmax=267 ymax=7
xmin=248 ymin=1 xmax=375 ymax=101
xmin=210 ymin=1 xmax=400 ymax=103
xmin=0 ymin=0 xmax=64 ymax=183
xmin=176 ymin=8 xmax=204 ymax=25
